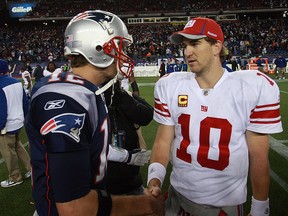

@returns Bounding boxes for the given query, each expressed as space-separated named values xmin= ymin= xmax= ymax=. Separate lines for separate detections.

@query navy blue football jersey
xmin=25 ymin=72 xmax=110 ymax=216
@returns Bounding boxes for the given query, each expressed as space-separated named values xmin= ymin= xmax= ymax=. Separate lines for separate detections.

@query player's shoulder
xmin=32 ymin=73 xmax=97 ymax=96
xmin=229 ymin=70 xmax=277 ymax=87
xmin=0 ymin=75 xmax=20 ymax=87
xmin=157 ymin=72 xmax=193 ymax=85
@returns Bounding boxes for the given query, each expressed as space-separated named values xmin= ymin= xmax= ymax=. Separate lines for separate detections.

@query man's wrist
xmin=147 ymin=162 xmax=166 ymax=187
xmin=108 ymin=145 xmax=129 ymax=163
xmin=250 ymin=196 xmax=270 ymax=216
xmin=96 ymin=189 xmax=112 ymax=216
xmin=125 ymin=150 xmax=133 ymax=163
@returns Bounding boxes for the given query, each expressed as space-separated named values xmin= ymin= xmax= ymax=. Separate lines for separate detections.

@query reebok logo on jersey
xmin=44 ymin=100 xmax=65 ymax=110
xmin=178 ymin=95 xmax=188 ymax=107
xmin=40 ymin=113 xmax=85 ymax=142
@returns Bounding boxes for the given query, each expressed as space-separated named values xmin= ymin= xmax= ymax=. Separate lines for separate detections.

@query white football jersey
xmin=43 ymin=68 xmax=62 ymax=77
xmin=121 ymin=77 xmax=129 ymax=91
xmin=154 ymin=70 xmax=282 ymax=206
xmin=21 ymin=70 xmax=31 ymax=85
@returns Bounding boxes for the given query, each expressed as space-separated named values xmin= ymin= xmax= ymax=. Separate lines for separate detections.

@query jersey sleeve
xmin=30 ymin=86 xmax=92 ymax=153
xmin=153 ymin=76 xmax=175 ymax=126
xmin=247 ymin=71 xmax=283 ymax=134
xmin=0 ymin=89 xmax=7 ymax=130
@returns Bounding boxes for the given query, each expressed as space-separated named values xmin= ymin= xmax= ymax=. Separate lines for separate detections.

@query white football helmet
xmin=64 ymin=10 xmax=134 ymax=77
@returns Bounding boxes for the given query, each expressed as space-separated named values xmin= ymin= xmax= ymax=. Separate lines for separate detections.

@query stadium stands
xmin=1 ymin=0 xmax=287 ymax=75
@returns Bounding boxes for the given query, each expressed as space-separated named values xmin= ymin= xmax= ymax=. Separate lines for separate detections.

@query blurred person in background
xmin=43 ymin=61 xmax=62 ymax=76
xmin=105 ymin=80 xmax=153 ymax=195
xmin=159 ymin=59 xmax=166 ymax=77
xmin=20 ymin=65 xmax=32 ymax=99
xmin=0 ymin=59 xmax=31 ymax=188
xmin=33 ymin=64 xmax=44 ymax=83
xmin=120 ymin=63 xmax=140 ymax=96
xmin=274 ymin=55 xmax=287 ymax=79
xmin=231 ymin=57 xmax=239 ymax=71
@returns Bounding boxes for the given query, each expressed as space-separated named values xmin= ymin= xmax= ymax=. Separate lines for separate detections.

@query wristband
xmin=147 ymin=162 xmax=166 ymax=187
xmin=250 ymin=196 xmax=270 ymax=216
xmin=96 ymin=189 xmax=112 ymax=216
xmin=108 ymin=145 xmax=129 ymax=163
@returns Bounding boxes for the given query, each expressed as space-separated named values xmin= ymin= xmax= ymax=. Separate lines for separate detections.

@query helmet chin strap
xmin=95 ymin=57 xmax=123 ymax=96
xmin=95 ymin=75 xmax=117 ymax=95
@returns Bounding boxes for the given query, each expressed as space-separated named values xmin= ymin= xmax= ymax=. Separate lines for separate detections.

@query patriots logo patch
xmin=72 ymin=11 xmax=113 ymax=30
xmin=40 ymin=113 xmax=85 ymax=142
xmin=44 ymin=99 xmax=65 ymax=110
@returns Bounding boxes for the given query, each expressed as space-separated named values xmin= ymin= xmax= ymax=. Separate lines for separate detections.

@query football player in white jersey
xmin=147 ymin=17 xmax=283 ymax=216
xmin=43 ymin=61 xmax=62 ymax=76
xmin=20 ymin=66 xmax=32 ymax=98
xmin=119 ymin=63 xmax=140 ymax=96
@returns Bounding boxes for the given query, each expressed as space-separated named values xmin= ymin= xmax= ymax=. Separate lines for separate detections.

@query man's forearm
xmin=250 ymin=159 xmax=270 ymax=200
xmin=111 ymin=194 xmax=164 ymax=216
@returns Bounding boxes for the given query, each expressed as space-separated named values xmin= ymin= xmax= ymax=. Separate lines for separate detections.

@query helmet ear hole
xmin=96 ymin=45 xmax=102 ymax=52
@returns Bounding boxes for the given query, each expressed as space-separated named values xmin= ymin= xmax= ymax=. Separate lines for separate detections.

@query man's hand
xmin=141 ymin=188 xmax=164 ymax=216
xmin=125 ymin=149 xmax=151 ymax=166
xmin=149 ymin=192 xmax=165 ymax=216
xmin=147 ymin=184 xmax=162 ymax=198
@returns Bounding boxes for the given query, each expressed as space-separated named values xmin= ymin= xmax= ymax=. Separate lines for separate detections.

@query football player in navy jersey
xmin=25 ymin=10 xmax=164 ymax=216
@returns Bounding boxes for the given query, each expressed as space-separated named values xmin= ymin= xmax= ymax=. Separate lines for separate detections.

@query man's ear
xmin=213 ymin=41 xmax=223 ymax=56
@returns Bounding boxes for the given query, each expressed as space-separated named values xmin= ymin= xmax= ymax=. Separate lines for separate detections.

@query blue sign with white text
xmin=8 ymin=3 xmax=36 ymax=18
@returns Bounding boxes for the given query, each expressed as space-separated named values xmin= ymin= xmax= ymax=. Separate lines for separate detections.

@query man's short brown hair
xmin=69 ymin=55 xmax=89 ymax=68
xmin=205 ymin=37 xmax=227 ymax=63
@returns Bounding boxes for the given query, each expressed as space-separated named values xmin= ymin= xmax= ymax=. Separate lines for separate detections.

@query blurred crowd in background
xmin=0 ymin=0 xmax=287 ymax=72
